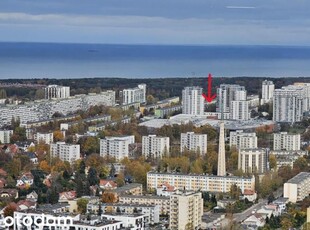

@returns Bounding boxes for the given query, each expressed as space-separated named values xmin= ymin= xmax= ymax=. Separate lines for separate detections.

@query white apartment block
xmin=284 ymin=172 xmax=310 ymax=203
xmin=273 ymin=132 xmax=300 ymax=151
xmin=230 ymin=100 xmax=250 ymax=121
xmin=182 ymin=86 xmax=204 ymax=115
xmin=180 ymin=132 xmax=207 ymax=155
xmin=45 ymin=85 xmax=70 ymax=99
xmin=122 ymin=84 xmax=146 ymax=105
xmin=0 ymin=130 xmax=13 ymax=144
xmin=273 ymin=86 xmax=306 ymax=123
xmin=261 ymin=80 xmax=274 ymax=105
xmin=169 ymin=190 xmax=203 ymax=230
xmin=50 ymin=142 xmax=80 ymax=163
xmin=216 ymin=84 xmax=247 ymax=113
xmin=102 ymin=213 xmax=147 ymax=230
xmin=34 ymin=132 xmax=54 ymax=144
xmin=238 ymin=148 xmax=268 ymax=174
xmin=0 ymin=91 xmax=115 ymax=127
xmin=118 ymin=195 xmax=170 ymax=215
xmin=147 ymin=172 xmax=255 ymax=193
xmin=100 ymin=135 xmax=135 ymax=160
xmin=142 ymin=135 xmax=170 ymax=158
xmin=13 ymin=211 xmax=123 ymax=230
xmin=230 ymin=130 xmax=257 ymax=149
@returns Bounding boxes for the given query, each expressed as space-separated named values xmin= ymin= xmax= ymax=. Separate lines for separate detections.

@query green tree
xmin=87 ymin=167 xmax=99 ymax=186
xmin=77 ymin=198 xmax=89 ymax=214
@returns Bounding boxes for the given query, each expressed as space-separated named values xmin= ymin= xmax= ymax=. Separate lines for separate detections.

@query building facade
xmin=147 ymin=172 xmax=255 ymax=193
xmin=182 ymin=87 xmax=204 ymax=115
xmin=122 ymin=84 xmax=146 ymax=105
xmin=0 ymin=130 xmax=13 ymax=144
xmin=216 ymin=84 xmax=247 ymax=113
xmin=50 ymin=142 xmax=80 ymax=163
xmin=180 ymin=132 xmax=207 ymax=155
xmin=273 ymin=132 xmax=300 ymax=151
xmin=34 ymin=132 xmax=54 ymax=144
xmin=45 ymin=85 xmax=70 ymax=99
xmin=100 ymin=135 xmax=135 ymax=161
xmin=230 ymin=130 xmax=257 ymax=149
xmin=142 ymin=135 xmax=169 ymax=158
xmin=169 ymin=190 xmax=203 ymax=230
xmin=284 ymin=172 xmax=310 ymax=203
xmin=273 ymin=86 xmax=306 ymax=123
xmin=261 ymin=80 xmax=274 ymax=105
xmin=238 ymin=148 xmax=268 ymax=174
xmin=230 ymin=100 xmax=250 ymax=121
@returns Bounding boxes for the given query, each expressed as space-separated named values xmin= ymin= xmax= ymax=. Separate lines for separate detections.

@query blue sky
xmin=0 ymin=0 xmax=310 ymax=45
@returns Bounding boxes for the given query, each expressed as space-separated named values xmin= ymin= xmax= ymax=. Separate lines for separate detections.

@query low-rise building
xmin=102 ymin=213 xmax=147 ymax=230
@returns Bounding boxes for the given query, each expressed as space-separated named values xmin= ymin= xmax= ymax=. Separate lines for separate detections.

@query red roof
xmin=243 ymin=189 xmax=255 ymax=195
xmin=59 ymin=191 xmax=77 ymax=200
xmin=159 ymin=182 xmax=175 ymax=192
xmin=99 ymin=180 xmax=117 ymax=188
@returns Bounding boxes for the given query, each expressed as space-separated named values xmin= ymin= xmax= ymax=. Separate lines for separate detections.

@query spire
xmin=217 ymin=121 xmax=226 ymax=176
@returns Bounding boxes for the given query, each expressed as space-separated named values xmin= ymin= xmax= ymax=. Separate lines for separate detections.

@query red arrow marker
xmin=202 ymin=73 xmax=217 ymax=102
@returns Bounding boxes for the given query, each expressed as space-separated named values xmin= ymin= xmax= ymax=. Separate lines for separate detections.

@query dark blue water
xmin=0 ymin=42 xmax=310 ymax=79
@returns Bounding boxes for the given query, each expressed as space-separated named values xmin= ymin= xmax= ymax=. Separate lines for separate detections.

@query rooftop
xmin=286 ymin=172 xmax=310 ymax=184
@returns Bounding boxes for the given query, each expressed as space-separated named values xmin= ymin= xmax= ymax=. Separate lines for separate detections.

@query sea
xmin=1 ymin=42 xmax=310 ymax=79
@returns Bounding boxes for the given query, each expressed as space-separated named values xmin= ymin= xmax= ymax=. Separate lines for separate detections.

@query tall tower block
xmin=217 ymin=121 xmax=226 ymax=176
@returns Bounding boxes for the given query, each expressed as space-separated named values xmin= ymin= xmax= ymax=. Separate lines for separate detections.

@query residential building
xmin=216 ymin=84 xmax=247 ymax=113
xmin=147 ymin=172 xmax=255 ymax=193
xmin=122 ymin=84 xmax=146 ymax=105
xmin=155 ymin=105 xmax=182 ymax=118
xmin=284 ymin=172 xmax=310 ymax=203
xmin=99 ymin=180 xmax=117 ymax=190
xmin=102 ymin=213 xmax=147 ymax=230
xmin=100 ymin=135 xmax=135 ymax=160
xmin=0 ymin=91 xmax=115 ymax=127
xmin=0 ymin=130 xmax=13 ymax=144
xmin=273 ymin=85 xmax=306 ymax=123
xmin=273 ymin=132 xmax=300 ymax=151
xmin=182 ymin=86 xmax=204 ymax=115
xmin=270 ymin=150 xmax=307 ymax=169
xmin=169 ymin=190 xmax=203 ymax=230
xmin=229 ymin=130 xmax=257 ymax=149
xmin=156 ymin=182 xmax=176 ymax=197
xmin=230 ymin=100 xmax=250 ymax=121
xmin=119 ymin=195 xmax=170 ymax=215
xmin=261 ymin=80 xmax=275 ymax=105
xmin=180 ymin=132 xmax=207 ymax=155
xmin=142 ymin=135 xmax=169 ymax=158
xmin=87 ymin=203 xmax=160 ymax=224
xmin=50 ymin=142 xmax=80 ymax=163
xmin=16 ymin=172 xmax=34 ymax=188
xmin=242 ymin=214 xmax=265 ymax=229
xmin=34 ymin=132 xmax=54 ymax=144
xmin=45 ymin=85 xmax=70 ymax=99
xmin=238 ymin=148 xmax=268 ymax=174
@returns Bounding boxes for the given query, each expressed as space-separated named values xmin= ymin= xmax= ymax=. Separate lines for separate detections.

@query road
xmin=233 ymin=199 xmax=267 ymax=223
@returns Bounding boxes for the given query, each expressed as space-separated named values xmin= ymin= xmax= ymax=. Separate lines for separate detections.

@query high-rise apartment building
xmin=180 ymin=132 xmax=207 ymax=155
xmin=238 ymin=148 xmax=268 ymax=174
xmin=182 ymin=87 xmax=204 ymax=115
xmin=0 ymin=130 xmax=13 ymax=144
xmin=50 ymin=142 xmax=80 ymax=163
xmin=273 ymin=86 xmax=306 ymax=123
xmin=45 ymin=85 xmax=70 ymax=99
xmin=284 ymin=172 xmax=310 ymax=203
xmin=261 ymin=80 xmax=274 ymax=105
xmin=230 ymin=100 xmax=250 ymax=120
xmin=122 ymin=84 xmax=146 ymax=105
xmin=273 ymin=132 xmax=300 ymax=151
xmin=230 ymin=130 xmax=257 ymax=149
xmin=169 ymin=190 xmax=203 ymax=230
xmin=100 ymin=135 xmax=135 ymax=160
xmin=142 ymin=135 xmax=170 ymax=158
xmin=216 ymin=84 xmax=247 ymax=113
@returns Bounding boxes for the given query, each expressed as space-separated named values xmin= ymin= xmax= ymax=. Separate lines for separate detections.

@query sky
xmin=0 ymin=0 xmax=310 ymax=45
